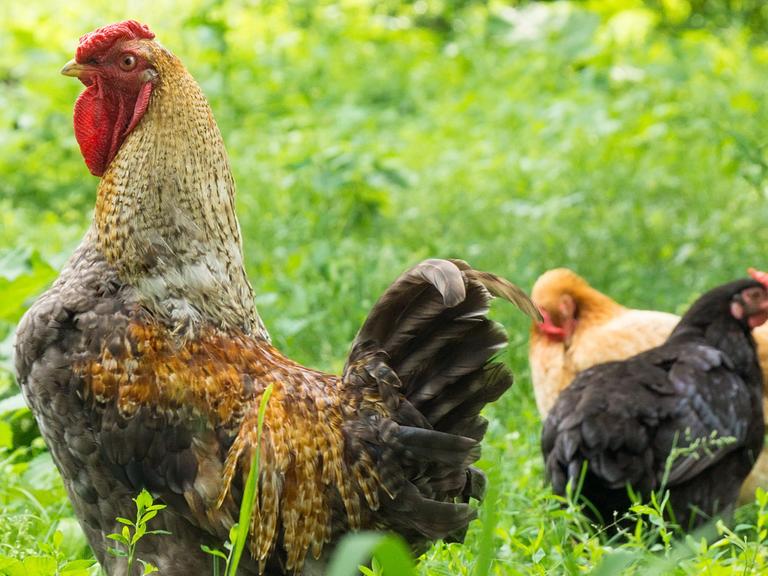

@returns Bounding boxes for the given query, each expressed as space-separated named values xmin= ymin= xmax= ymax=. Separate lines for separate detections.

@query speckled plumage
xmin=15 ymin=23 xmax=538 ymax=575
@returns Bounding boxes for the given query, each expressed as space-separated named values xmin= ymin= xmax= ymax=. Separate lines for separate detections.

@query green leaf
xmin=201 ymin=545 xmax=229 ymax=560
xmin=0 ymin=251 xmax=57 ymax=322
xmin=0 ymin=420 xmax=13 ymax=450
xmin=16 ymin=556 xmax=58 ymax=576
xmin=327 ymin=532 xmax=415 ymax=576
xmin=0 ymin=556 xmax=20 ymax=570
xmin=107 ymin=533 xmax=129 ymax=546
xmin=144 ymin=529 xmax=172 ymax=536
xmin=61 ymin=559 xmax=97 ymax=569
xmin=228 ymin=524 xmax=239 ymax=546
xmin=132 ymin=523 xmax=147 ymax=544
xmin=140 ymin=510 xmax=158 ymax=524
xmin=60 ymin=559 xmax=98 ymax=575
xmin=116 ymin=517 xmax=134 ymax=526
xmin=630 ymin=504 xmax=657 ymax=516
xmin=134 ymin=489 xmax=153 ymax=512
xmin=591 ymin=551 xmax=638 ymax=576
xmin=52 ymin=530 xmax=63 ymax=549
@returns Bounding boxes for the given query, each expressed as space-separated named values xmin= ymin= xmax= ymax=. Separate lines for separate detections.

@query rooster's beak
xmin=61 ymin=59 xmax=85 ymax=78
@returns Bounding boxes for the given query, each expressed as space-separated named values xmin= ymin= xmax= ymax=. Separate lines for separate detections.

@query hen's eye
xmin=119 ymin=54 xmax=137 ymax=71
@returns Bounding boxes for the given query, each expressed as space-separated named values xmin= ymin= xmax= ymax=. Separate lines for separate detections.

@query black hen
xmin=542 ymin=278 xmax=768 ymax=529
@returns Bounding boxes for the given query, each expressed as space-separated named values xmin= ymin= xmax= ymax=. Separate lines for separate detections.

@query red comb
xmin=749 ymin=267 xmax=768 ymax=288
xmin=76 ymin=20 xmax=155 ymax=63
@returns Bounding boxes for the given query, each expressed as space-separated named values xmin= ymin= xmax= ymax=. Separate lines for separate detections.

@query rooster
xmin=14 ymin=21 xmax=539 ymax=575
xmin=530 ymin=267 xmax=768 ymax=504
xmin=542 ymin=278 xmax=768 ymax=529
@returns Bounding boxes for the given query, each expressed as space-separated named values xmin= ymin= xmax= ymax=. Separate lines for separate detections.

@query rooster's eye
xmin=119 ymin=54 xmax=137 ymax=71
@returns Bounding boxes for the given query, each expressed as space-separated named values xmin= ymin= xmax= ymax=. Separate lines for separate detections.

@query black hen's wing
xmin=650 ymin=343 xmax=750 ymax=486
xmin=543 ymin=340 xmax=750 ymax=497
xmin=543 ymin=357 xmax=665 ymax=496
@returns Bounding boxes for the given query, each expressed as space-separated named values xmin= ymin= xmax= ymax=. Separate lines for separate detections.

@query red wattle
xmin=73 ymin=81 xmax=114 ymax=177
xmin=537 ymin=309 xmax=567 ymax=342
xmin=73 ymin=79 xmax=153 ymax=177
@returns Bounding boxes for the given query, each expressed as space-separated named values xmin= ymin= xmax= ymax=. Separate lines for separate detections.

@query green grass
xmin=3 ymin=0 xmax=768 ymax=574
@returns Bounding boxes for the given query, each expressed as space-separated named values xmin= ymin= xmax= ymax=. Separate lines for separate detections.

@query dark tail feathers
xmin=343 ymin=259 xmax=537 ymax=547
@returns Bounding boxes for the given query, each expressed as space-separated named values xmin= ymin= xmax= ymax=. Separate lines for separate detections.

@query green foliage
xmin=645 ymin=0 xmax=768 ymax=36
xmin=106 ymin=490 xmax=170 ymax=575
xmin=327 ymin=532 xmax=416 ymax=576
xmin=0 ymin=446 xmax=93 ymax=574
xmin=0 ymin=527 xmax=95 ymax=576
xmin=2 ymin=0 xmax=768 ymax=574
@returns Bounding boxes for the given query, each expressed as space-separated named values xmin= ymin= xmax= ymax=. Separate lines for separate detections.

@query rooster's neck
xmin=91 ymin=48 xmax=268 ymax=339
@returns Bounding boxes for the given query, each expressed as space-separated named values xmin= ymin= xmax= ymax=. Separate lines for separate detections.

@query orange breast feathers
xmin=76 ymin=321 xmax=381 ymax=572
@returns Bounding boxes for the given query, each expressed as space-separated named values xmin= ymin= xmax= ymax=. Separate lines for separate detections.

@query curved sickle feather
xmin=449 ymin=259 xmax=542 ymax=322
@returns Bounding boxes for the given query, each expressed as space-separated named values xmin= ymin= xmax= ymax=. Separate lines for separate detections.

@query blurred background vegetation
xmin=2 ymin=0 xmax=768 ymax=573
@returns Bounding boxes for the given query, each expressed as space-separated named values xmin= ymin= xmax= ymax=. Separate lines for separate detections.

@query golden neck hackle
xmin=92 ymin=45 xmax=267 ymax=338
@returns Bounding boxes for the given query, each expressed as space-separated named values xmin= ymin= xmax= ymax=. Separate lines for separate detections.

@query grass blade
xmin=227 ymin=383 xmax=273 ymax=576
xmin=472 ymin=469 xmax=500 ymax=576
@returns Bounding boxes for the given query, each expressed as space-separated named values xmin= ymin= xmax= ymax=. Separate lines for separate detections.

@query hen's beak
xmin=61 ymin=59 xmax=85 ymax=78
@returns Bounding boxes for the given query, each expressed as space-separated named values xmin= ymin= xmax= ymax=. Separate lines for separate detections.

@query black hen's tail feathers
xmin=342 ymin=259 xmax=537 ymax=547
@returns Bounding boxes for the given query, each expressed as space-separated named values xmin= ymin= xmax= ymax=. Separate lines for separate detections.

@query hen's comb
xmin=748 ymin=267 xmax=768 ymax=288
xmin=76 ymin=20 xmax=155 ymax=63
